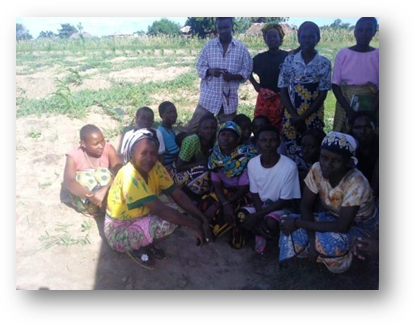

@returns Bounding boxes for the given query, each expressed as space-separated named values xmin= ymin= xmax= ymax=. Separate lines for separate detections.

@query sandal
xmin=126 ymin=249 xmax=155 ymax=270
xmin=147 ymin=245 xmax=166 ymax=260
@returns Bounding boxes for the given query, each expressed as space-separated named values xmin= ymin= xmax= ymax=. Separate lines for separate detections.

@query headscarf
xmin=121 ymin=128 xmax=160 ymax=163
xmin=262 ymin=23 xmax=285 ymax=45
xmin=321 ymin=131 xmax=359 ymax=167
xmin=208 ymin=121 xmax=258 ymax=178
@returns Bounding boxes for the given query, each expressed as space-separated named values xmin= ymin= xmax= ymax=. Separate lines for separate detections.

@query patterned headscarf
xmin=208 ymin=121 xmax=258 ymax=178
xmin=262 ymin=23 xmax=285 ymax=45
xmin=121 ymin=128 xmax=159 ymax=163
xmin=321 ymin=132 xmax=359 ymax=166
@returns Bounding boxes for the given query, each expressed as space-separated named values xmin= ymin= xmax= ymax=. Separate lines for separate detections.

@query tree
xmin=185 ymin=17 xmax=290 ymax=38
xmin=38 ymin=31 xmax=56 ymax=39
xmin=322 ymin=19 xmax=351 ymax=30
xmin=147 ymin=18 xmax=181 ymax=36
xmin=58 ymin=23 xmax=78 ymax=38
xmin=16 ymin=23 xmax=32 ymax=41
xmin=185 ymin=17 xmax=216 ymax=38
xmin=234 ymin=17 xmax=251 ymax=34
xmin=250 ymin=17 xmax=289 ymax=24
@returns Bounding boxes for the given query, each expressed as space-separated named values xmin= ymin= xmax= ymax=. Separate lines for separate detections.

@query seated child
xmin=233 ymin=114 xmax=252 ymax=145
xmin=121 ymin=106 xmax=166 ymax=164
xmin=249 ymin=115 xmax=271 ymax=149
xmin=157 ymin=101 xmax=180 ymax=167
xmin=63 ymin=124 xmax=122 ymax=217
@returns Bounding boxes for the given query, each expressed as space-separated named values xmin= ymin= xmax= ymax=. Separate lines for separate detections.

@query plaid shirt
xmin=197 ymin=37 xmax=253 ymax=115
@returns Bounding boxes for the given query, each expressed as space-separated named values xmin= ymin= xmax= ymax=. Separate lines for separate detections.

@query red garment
xmin=67 ymin=142 xmax=111 ymax=171
xmin=254 ymin=88 xmax=284 ymax=130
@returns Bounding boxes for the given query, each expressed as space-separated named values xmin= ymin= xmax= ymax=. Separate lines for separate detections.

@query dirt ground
xmin=15 ymin=113 xmax=287 ymax=290
xmin=15 ymin=60 xmax=378 ymax=290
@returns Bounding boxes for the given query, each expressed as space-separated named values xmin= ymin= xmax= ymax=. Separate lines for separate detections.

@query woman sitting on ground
xmin=172 ymin=115 xmax=218 ymax=202
xmin=63 ymin=124 xmax=122 ymax=217
xmin=201 ymin=121 xmax=257 ymax=240
xmin=105 ymin=128 xmax=211 ymax=270
xmin=279 ymin=132 xmax=378 ymax=273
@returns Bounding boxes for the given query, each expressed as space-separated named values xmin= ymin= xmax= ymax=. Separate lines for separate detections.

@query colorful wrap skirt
xmin=171 ymin=163 xmax=211 ymax=196
xmin=254 ymin=88 xmax=284 ymax=130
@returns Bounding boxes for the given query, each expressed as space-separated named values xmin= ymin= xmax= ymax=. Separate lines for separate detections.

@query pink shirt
xmin=211 ymin=169 xmax=249 ymax=189
xmin=67 ymin=142 xmax=112 ymax=171
xmin=332 ymin=48 xmax=379 ymax=88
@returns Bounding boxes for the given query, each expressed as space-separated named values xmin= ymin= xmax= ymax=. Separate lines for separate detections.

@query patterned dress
xmin=278 ymin=51 xmax=331 ymax=158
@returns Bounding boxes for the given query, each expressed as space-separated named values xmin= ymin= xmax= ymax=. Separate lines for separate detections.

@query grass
xmin=16 ymin=30 xmax=378 ymax=130
xmin=27 ymin=130 xmax=41 ymax=138
xmin=36 ymin=221 xmax=92 ymax=253
xmin=38 ymin=182 xmax=52 ymax=189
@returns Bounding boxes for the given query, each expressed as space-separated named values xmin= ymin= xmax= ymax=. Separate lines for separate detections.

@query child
xmin=249 ymin=115 xmax=271 ymax=148
xmin=233 ymin=114 xmax=252 ymax=145
xmin=121 ymin=107 xmax=166 ymax=164
xmin=157 ymin=101 xmax=180 ymax=167
xmin=63 ymin=124 xmax=122 ymax=217
xmin=295 ymin=129 xmax=326 ymax=188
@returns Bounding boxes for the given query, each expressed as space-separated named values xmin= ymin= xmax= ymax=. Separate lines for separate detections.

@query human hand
xmin=85 ymin=187 xmax=106 ymax=208
xmin=352 ymin=237 xmax=379 ymax=261
xmin=195 ymin=223 xmax=207 ymax=247
xmin=280 ymin=217 xmax=297 ymax=236
xmin=201 ymin=220 xmax=212 ymax=243
xmin=222 ymin=71 xmax=234 ymax=82
xmin=209 ymin=68 xmax=226 ymax=78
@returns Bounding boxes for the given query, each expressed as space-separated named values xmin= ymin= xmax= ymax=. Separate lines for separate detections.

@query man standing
xmin=186 ymin=17 xmax=253 ymax=133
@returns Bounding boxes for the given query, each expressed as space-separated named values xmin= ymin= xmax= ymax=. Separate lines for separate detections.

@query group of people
xmin=63 ymin=17 xmax=379 ymax=274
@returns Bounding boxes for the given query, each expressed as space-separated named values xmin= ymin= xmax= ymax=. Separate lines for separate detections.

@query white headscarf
xmin=121 ymin=128 xmax=159 ymax=163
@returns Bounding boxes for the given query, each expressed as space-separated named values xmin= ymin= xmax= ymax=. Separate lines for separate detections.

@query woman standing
xmin=250 ymin=24 xmax=288 ymax=130
xmin=332 ymin=17 xmax=379 ymax=133
xmin=278 ymin=21 xmax=331 ymax=159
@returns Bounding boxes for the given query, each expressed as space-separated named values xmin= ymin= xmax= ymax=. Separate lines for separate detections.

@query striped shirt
xmin=197 ymin=37 xmax=253 ymax=115
xmin=157 ymin=125 xmax=179 ymax=166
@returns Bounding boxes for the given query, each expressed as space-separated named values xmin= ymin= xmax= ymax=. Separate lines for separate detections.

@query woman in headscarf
xmin=200 ymin=121 xmax=257 ymax=241
xmin=250 ymin=24 xmax=288 ymax=131
xmin=278 ymin=132 xmax=378 ymax=273
xmin=278 ymin=21 xmax=331 ymax=160
xmin=332 ymin=17 xmax=379 ymax=133
xmin=105 ymin=128 xmax=211 ymax=270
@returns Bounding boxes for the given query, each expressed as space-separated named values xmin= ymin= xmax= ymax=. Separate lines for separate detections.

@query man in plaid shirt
xmin=186 ymin=17 xmax=253 ymax=133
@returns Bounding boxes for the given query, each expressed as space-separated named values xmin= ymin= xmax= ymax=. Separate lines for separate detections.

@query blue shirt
xmin=157 ymin=125 xmax=179 ymax=166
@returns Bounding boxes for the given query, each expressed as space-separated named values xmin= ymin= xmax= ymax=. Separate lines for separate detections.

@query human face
xmin=218 ymin=130 xmax=239 ymax=153
xmin=301 ymin=135 xmax=320 ymax=164
xmin=82 ymin=131 xmax=105 ymax=158
xmin=258 ymin=130 xmax=279 ymax=155
xmin=161 ymin=105 xmax=178 ymax=126
xmin=354 ymin=20 xmax=376 ymax=47
xmin=238 ymin=121 xmax=252 ymax=142
xmin=217 ymin=19 xmax=233 ymax=43
xmin=319 ymin=149 xmax=348 ymax=180
xmin=252 ymin=119 xmax=269 ymax=138
xmin=265 ymin=30 xmax=281 ymax=50
xmin=298 ymin=29 xmax=318 ymax=51
xmin=198 ymin=119 xmax=217 ymax=142
xmin=351 ymin=116 xmax=375 ymax=143
xmin=131 ymin=139 xmax=158 ymax=174
xmin=136 ymin=111 xmax=154 ymax=129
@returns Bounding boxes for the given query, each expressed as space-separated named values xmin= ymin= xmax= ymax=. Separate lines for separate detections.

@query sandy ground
xmin=15 ymin=60 xmax=378 ymax=290
xmin=16 ymin=113 xmax=286 ymax=290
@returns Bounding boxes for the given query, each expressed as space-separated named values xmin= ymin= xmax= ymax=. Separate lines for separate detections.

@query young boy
xmin=241 ymin=125 xmax=301 ymax=253
xmin=121 ymin=107 xmax=166 ymax=164
xmin=157 ymin=101 xmax=180 ymax=167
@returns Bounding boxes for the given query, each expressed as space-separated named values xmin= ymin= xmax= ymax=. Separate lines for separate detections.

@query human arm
xmin=108 ymin=143 xmax=123 ymax=175
xmin=212 ymin=180 xmax=235 ymax=225
xmin=176 ymin=136 xmax=205 ymax=172
xmin=63 ymin=155 xmax=92 ymax=200
xmin=249 ymin=73 xmax=261 ymax=93
xmin=332 ymin=84 xmax=355 ymax=120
